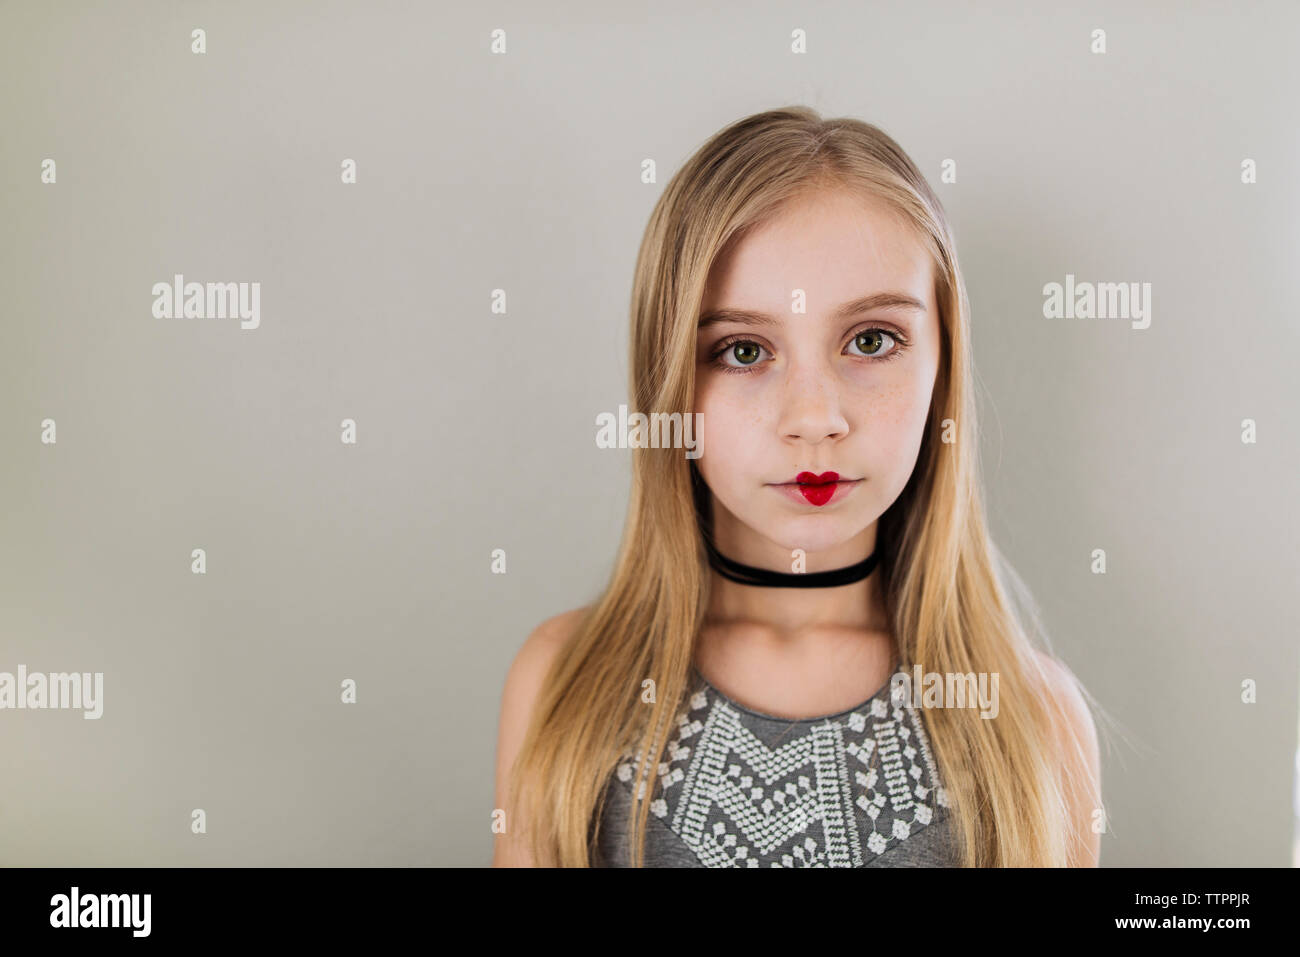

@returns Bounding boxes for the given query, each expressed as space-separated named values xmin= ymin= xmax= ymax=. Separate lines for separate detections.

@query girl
xmin=493 ymin=106 xmax=1105 ymax=867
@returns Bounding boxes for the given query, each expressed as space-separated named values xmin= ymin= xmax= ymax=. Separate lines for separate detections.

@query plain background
xmin=1 ymin=0 xmax=1297 ymax=867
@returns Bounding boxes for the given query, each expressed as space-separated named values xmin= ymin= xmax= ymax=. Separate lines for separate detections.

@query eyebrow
xmin=697 ymin=292 xmax=927 ymax=329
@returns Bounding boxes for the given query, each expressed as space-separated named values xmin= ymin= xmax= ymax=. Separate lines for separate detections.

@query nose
xmin=777 ymin=365 xmax=849 ymax=444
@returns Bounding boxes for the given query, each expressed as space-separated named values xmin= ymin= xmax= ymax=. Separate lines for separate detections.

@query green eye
xmin=732 ymin=342 xmax=761 ymax=365
xmin=848 ymin=328 xmax=902 ymax=360
xmin=855 ymin=331 xmax=883 ymax=354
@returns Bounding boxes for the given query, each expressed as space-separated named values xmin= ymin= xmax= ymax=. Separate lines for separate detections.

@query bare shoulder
xmin=1032 ymin=650 xmax=1095 ymax=741
xmin=498 ymin=604 xmax=591 ymax=755
xmin=513 ymin=606 xmax=590 ymax=681
xmin=491 ymin=605 xmax=591 ymax=866
xmin=1032 ymin=649 xmax=1102 ymax=865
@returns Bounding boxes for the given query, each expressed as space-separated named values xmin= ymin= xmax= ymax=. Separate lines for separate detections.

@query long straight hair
xmin=509 ymin=106 xmax=1109 ymax=867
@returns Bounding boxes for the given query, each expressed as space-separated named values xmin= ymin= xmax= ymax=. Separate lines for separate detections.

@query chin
xmin=764 ymin=513 xmax=869 ymax=554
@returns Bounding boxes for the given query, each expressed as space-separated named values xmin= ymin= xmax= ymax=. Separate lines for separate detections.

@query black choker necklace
xmin=701 ymin=532 xmax=880 ymax=588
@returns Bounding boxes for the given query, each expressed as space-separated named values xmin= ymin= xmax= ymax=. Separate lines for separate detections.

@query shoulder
xmin=1032 ymin=649 xmax=1102 ymax=865
xmin=492 ymin=606 xmax=591 ymax=866
xmin=1032 ymin=650 xmax=1096 ymax=750
xmin=505 ymin=606 xmax=590 ymax=693
xmin=498 ymin=605 xmax=591 ymax=738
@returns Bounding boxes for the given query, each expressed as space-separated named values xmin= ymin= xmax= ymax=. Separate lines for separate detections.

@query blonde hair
xmin=509 ymin=105 xmax=1113 ymax=867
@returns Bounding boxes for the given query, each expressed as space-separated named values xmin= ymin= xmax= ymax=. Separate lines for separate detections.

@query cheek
xmin=694 ymin=381 xmax=766 ymax=486
xmin=854 ymin=377 xmax=934 ymax=471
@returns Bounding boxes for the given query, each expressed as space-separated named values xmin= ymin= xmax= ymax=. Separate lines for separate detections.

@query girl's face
xmin=693 ymin=186 xmax=942 ymax=564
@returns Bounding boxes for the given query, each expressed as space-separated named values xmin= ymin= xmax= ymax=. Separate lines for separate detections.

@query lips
xmin=795 ymin=471 xmax=839 ymax=506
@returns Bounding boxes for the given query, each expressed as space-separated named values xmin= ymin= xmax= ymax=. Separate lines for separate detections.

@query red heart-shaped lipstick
xmin=796 ymin=471 xmax=839 ymax=505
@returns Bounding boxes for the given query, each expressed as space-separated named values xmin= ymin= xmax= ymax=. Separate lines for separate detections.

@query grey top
xmin=592 ymin=665 xmax=960 ymax=867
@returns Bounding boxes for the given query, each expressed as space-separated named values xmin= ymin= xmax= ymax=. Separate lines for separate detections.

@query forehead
xmin=701 ymin=188 xmax=933 ymax=309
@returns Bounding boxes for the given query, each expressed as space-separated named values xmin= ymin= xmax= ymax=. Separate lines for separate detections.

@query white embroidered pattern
xmin=614 ymin=679 xmax=950 ymax=867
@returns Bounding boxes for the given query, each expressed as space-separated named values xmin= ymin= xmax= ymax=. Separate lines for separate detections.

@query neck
xmin=702 ymin=513 xmax=889 ymax=636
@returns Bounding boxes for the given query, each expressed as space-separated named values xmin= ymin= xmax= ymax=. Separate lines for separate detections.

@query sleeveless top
xmin=591 ymin=665 xmax=960 ymax=867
